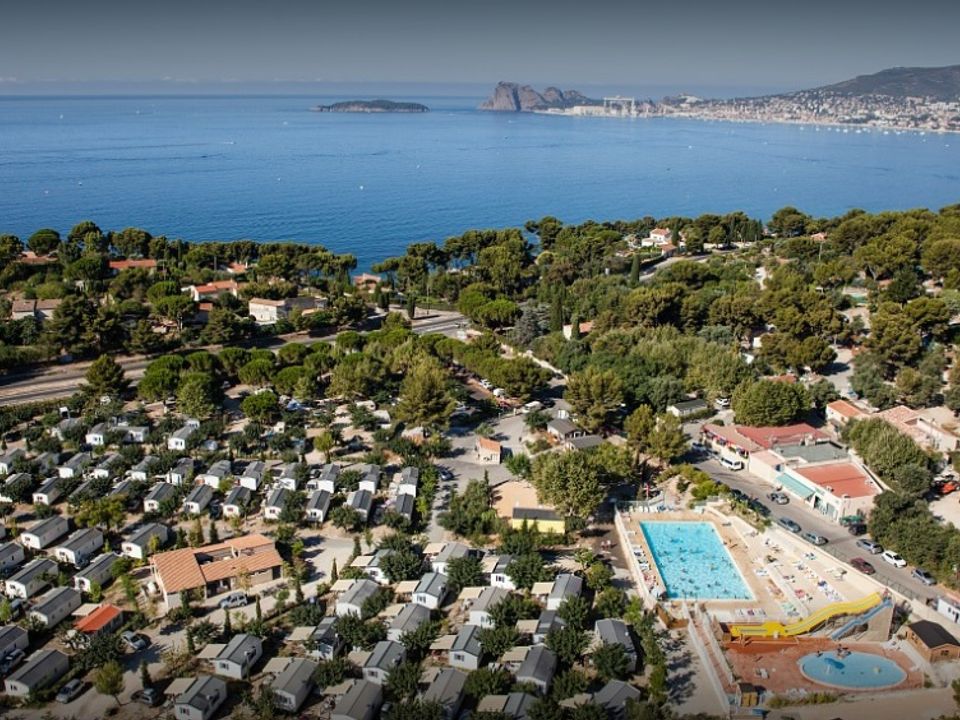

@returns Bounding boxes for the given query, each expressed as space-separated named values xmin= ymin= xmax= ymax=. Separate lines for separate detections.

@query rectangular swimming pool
xmin=640 ymin=521 xmax=752 ymax=600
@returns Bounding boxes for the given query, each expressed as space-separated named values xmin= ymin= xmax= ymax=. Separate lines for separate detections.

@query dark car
xmin=850 ymin=557 xmax=876 ymax=575
xmin=778 ymin=517 xmax=801 ymax=534
xmin=847 ymin=522 xmax=867 ymax=536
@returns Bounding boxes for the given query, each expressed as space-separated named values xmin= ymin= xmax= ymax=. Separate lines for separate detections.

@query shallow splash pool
xmin=799 ymin=651 xmax=906 ymax=689
xmin=640 ymin=521 xmax=752 ymax=600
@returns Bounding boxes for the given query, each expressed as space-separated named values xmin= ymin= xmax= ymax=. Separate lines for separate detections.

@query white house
xmin=73 ymin=552 xmax=121 ymax=593
xmin=263 ymin=487 xmax=293 ymax=521
xmin=174 ymin=675 xmax=227 ymax=720
xmin=121 ymin=523 xmax=169 ymax=560
xmin=396 ymin=467 xmax=419 ymax=497
xmin=166 ymin=457 xmax=194 ymax=486
xmin=335 ymin=579 xmax=380 ymax=618
xmin=269 ymin=657 xmax=318 ymax=712
xmin=31 ymin=476 xmax=64 ymax=506
xmin=358 ymin=465 xmax=380 ymax=494
xmin=85 ymin=422 xmax=109 ymax=447
xmin=168 ymin=424 xmax=197 ymax=451
xmin=275 ymin=463 xmax=303 ymax=491
xmin=313 ymin=464 xmax=340 ymax=494
xmin=304 ymin=489 xmax=331 ymax=523
xmin=129 ymin=455 xmax=158 ymax=482
xmin=53 ymin=528 xmax=103 ymax=568
xmin=92 ymin=453 xmax=123 ymax=479
xmin=413 ymin=572 xmax=448 ymax=610
xmin=387 ymin=603 xmax=430 ymax=643
xmin=515 ymin=645 xmax=557 ymax=694
xmin=487 ymin=555 xmax=517 ymax=591
xmin=223 ymin=485 xmax=253 ymax=518
xmin=0 ymin=449 xmax=25 ymax=475
xmin=347 ymin=489 xmax=373 ymax=522
xmin=3 ymin=649 xmax=69 ymax=698
xmin=0 ymin=625 xmax=29 ymax=657
xmin=0 ymin=541 xmax=26 ymax=575
xmin=183 ymin=484 xmax=214 ymax=515
xmin=144 ymin=482 xmax=179 ymax=513
xmin=58 ymin=452 xmax=91 ymax=479
xmin=197 ymin=460 xmax=232 ymax=489
xmin=29 ymin=586 xmax=82 ymax=629
xmin=212 ymin=633 xmax=263 ymax=680
xmin=467 ymin=586 xmax=510 ymax=628
xmin=362 ymin=641 xmax=405 ymax=685
xmin=19 ymin=516 xmax=69 ymax=550
xmin=332 ymin=679 xmax=382 ymax=720
xmin=238 ymin=461 xmax=268 ymax=491
xmin=432 ymin=542 xmax=471 ymax=576
xmin=449 ymin=624 xmax=483 ymax=671
xmin=5 ymin=558 xmax=57 ymax=599
xmin=547 ymin=574 xmax=583 ymax=611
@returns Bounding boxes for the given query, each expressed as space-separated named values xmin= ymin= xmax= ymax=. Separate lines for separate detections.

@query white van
xmin=719 ymin=456 xmax=744 ymax=471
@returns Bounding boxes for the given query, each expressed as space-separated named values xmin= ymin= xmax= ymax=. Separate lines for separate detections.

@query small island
xmin=310 ymin=99 xmax=429 ymax=113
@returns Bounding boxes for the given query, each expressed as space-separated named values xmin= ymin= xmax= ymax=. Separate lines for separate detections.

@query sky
xmin=1 ymin=0 xmax=959 ymax=96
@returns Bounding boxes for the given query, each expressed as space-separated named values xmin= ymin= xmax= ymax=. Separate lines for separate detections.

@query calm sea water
xmin=1 ymin=95 xmax=958 ymax=269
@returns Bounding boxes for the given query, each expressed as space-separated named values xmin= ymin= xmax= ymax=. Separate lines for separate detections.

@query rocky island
xmin=311 ymin=99 xmax=429 ymax=113
xmin=479 ymin=82 xmax=600 ymax=112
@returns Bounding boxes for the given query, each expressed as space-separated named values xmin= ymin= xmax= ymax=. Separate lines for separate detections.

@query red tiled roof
xmin=477 ymin=437 xmax=502 ymax=452
xmin=151 ymin=534 xmax=277 ymax=595
xmin=735 ymin=423 xmax=827 ymax=450
xmin=109 ymin=259 xmax=157 ymax=270
xmin=827 ymin=400 xmax=865 ymax=420
xmin=793 ymin=462 xmax=879 ymax=499
xmin=74 ymin=603 xmax=122 ymax=633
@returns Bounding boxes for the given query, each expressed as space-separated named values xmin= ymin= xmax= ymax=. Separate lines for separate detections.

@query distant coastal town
xmin=481 ymin=64 xmax=960 ymax=133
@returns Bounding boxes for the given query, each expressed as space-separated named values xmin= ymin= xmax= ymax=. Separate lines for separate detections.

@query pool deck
xmin=725 ymin=638 xmax=923 ymax=695
xmin=622 ymin=507 xmax=877 ymax=621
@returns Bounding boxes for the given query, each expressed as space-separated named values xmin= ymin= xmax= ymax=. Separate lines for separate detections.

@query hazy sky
xmin=2 ymin=0 xmax=958 ymax=94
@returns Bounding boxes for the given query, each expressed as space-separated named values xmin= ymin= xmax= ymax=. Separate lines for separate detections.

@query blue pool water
xmin=799 ymin=651 xmax=906 ymax=689
xmin=640 ymin=521 xmax=751 ymax=600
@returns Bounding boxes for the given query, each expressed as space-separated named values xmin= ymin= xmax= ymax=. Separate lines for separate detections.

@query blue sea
xmin=1 ymin=94 xmax=958 ymax=269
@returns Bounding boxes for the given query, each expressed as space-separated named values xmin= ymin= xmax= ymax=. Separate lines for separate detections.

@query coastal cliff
xmin=311 ymin=99 xmax=429 ymax=113
xmin=479 ymin=82 xmax=598 ymax=112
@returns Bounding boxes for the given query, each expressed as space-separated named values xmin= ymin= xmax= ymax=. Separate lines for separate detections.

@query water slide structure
xmin=728 ymin=593 xmax=883 ymax=639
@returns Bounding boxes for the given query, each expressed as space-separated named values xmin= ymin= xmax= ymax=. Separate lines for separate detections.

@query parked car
xmin=846 ymin=522 xmax=868 ymax=536
xmin=219 ymin=591 xmax=249 ymax=609
xmin=937 ymin=479 xmax=960 ymax=495
xmin=715 ymin=397 xmax=731 ymax=409
xmin=881 ymin=550 xmax=907 ymax=568
xmin=802 ymin=532 xmax=828 ymax=546
xmin=856 ymin=538 xmax=884 ymax=554
xmin=768 ymin=492 xmax=789 ymax=505
xmin=133 ymin=688 xmax=163 ymax=707
xmin=912 ymin=568 xmax=937 ymax=586
xmin=57 ymin=679 xmax=85 ymax=703
xmin=778 ymin=517 xmax=802 ymax=534
xmin=0 ymin=649 xmax=26 ymax=675
xmin=850 ymin=557 xmax=876 ymax=575
xmin=122 ymin=631 xmax=149 ymax=651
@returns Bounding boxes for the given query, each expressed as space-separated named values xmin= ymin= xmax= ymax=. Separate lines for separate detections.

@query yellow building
xmin=510 ymin=507 xmax=565 ymax=534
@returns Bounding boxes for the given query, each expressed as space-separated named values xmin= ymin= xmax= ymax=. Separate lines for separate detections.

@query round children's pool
xmin=798 ymin=651 xmax=906 ymax=689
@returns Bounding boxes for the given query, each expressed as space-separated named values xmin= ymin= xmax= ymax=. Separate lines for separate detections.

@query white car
xmin=881 ymin=550 xmax=907 ymax=568
xmin=219 ymin=591 xmax=249 ymax=609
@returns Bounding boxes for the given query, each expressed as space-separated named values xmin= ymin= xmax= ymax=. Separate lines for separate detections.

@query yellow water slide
xmin=728 ymin=593 xmax=883 ymax=639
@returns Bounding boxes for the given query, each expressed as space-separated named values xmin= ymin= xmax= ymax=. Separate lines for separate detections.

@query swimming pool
xmin=640 ymin=521 xmax=752 ymax=600
xmin=799 ymin=651 xmax=906 ymax=689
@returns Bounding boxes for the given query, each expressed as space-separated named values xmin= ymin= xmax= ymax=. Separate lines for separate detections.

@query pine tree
xmin=207 ymin=521 xmax=220 ymax=545
xmin=330 ymin=558 xmax=339 ymax=582
xmin=82 ymin=355 xmax=129 ymax=401
xmin=255 ymin=596 xmax=263 ymax=621
xmin=223 ymin=610 xmax=232 ymax=637
xmin=630 ymin=254 xmax=641 ymax=285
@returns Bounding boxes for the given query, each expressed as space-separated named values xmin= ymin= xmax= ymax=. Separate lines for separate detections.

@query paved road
xmin=694 ymin=455 xmax=939 ymax=605
xmin=0 ymin=310 xmax=466 ymax=404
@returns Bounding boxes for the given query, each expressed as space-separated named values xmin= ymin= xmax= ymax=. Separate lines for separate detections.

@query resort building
xmin=150 ymin=534 xmax=283 ymax=613
xmin=4 ymin=649 xmax=69 ymax=698
xmin=904 ymin=621 xmax=960 ymax=663
xmin=210 ymin=633 xmax=263 ymax=679
xmin=332 ymin=679 xmax=382 ymax=720
xmin=362 ymin=640 xmax=405 ymax=684
xmin=74 ymin=603 xmax=124 ymax=639
xmin=421 ymin=667 xmax=467 ymax=720
xmin=6 ymin=558 xmax=57 ymax=599
xmin=121 ymin=523 xmax=170 ymax=560
xmin=269 ymin=657 xmax=318 ymax=712
xmin=173 ymin=675 xmax=227 ymax=720
xmin=18 ymin=515 xmax=69 ymax=550
xmin=73 ymin=552 xmax=121 ymax=593
xmin=29 ymin=587 xmax=82 ymax=629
